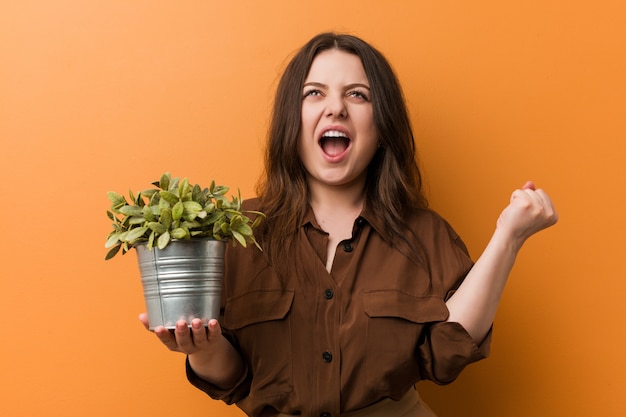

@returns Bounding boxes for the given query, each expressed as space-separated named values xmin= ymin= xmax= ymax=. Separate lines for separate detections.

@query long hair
xmin=256 ymin=32 xmax=428 ymax=270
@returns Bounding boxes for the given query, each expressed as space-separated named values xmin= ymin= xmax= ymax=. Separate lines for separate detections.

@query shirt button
xmin=322 ymin=351 xmax=333 ymax=362
xmin=342 ymin=241 xmax=353 ymax=252
xmin=324 ymin=289 xmax=334 ymax=300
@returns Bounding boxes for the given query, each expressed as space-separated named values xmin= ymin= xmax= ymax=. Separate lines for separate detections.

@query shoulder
xmin=407 ymin=207 xmax=458 ymax=233
xmin=404 ymin=207 xmax=469 ymax=255
xmin=241 ymin=197 xmax=262 ymax=211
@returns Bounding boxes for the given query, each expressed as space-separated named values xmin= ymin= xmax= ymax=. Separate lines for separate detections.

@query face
xmin=298 ymin=49 xmax=378 ymax=193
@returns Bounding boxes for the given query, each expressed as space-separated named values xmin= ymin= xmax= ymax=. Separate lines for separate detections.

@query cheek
xmin=358 ymin=112 xmax=378 ymax=146
xmin=300 ymin=103 xmax=318 ymax=130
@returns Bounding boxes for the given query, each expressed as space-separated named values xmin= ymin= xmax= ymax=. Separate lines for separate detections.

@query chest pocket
xmin=224 ymin=289 xmax=295 ymax=399
xmin=363 ymin=290 xmax=449 ymax=395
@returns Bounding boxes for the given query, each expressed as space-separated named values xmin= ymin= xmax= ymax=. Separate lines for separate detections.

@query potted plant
xmin=105 ymin=172 xmax=264 ymax=329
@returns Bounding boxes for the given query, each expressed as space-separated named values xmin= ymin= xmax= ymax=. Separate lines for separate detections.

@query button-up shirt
xmin=187 ymin=199 xmax=491 ymax=417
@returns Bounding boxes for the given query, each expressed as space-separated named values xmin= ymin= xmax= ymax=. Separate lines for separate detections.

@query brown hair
xmin=256 ymin=32 xmax=428 ymax=269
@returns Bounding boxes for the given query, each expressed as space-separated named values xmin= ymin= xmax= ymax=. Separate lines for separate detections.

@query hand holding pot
xmin=139 ymin=313 xmax=221 ymax=354
xmin=139 ymin=313 xmax=245 ymax=388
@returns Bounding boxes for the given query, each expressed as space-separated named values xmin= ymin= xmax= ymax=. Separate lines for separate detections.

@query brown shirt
xmin=187 ymin=199 xmax=491 ymax=417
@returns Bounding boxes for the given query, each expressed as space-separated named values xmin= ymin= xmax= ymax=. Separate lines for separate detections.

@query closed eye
xmin=347 ymin=89 xmax=370 ymax=101
xmin=303 ymin=89 xmax=323 ymax=98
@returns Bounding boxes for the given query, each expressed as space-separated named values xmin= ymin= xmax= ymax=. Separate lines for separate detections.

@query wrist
xmin=491 ymin=227 xmax=526 ymax=255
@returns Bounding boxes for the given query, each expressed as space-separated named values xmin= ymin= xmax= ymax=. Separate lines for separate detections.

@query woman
xmin=140 ymin=33 xmax=558 ymax=417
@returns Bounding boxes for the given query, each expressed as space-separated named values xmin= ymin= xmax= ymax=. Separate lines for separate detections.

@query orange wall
xmin=1 ymin=1 xmax=625 ymax=416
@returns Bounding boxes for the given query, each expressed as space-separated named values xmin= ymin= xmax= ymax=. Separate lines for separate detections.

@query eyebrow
xmin=303 ymin=82 xmax=371 ymax=90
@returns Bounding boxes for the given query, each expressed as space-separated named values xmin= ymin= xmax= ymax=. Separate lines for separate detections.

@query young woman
xmin=140 ymin=33 xmax=558 ymax=417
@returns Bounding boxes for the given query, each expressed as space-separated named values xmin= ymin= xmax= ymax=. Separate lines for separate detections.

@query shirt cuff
xmin=185 ymin=356 xmax=250 ymax=404
xmin=421 ymin=321 xmax=492 ymax=385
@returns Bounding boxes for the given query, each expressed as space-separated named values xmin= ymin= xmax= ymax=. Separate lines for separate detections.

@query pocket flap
xmin=224 ymin=289 xmax=295 ymax=329
xmin=363 ymin=290 xmax=449 ymax=323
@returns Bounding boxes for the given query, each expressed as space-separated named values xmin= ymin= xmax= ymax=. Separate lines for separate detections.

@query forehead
xmin=305 ymin=49 xmax=369 ymax=84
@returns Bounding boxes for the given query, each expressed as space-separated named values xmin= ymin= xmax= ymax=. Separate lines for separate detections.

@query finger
xmin=206 ymin=319 xmax=223 ymax=343
xmin=510 ymin=188 xmax=529 ymax=203
xmin=522 ymin=187 xmax=544 ymax=206
xmin=139 ymin=313 xmax=150 ymax=330
xmin=190 ymin=319 xmax=209 ymax=347
xmin=154 ymin=326 xmax=181 ymax=351
xmin=535 ymin=189 xmax=559 ymax=223
xmin=174 ymin=320 xmax=195 ymax=351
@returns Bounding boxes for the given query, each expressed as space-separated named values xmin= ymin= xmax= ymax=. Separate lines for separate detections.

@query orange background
xmin=1 ymin=1 xmax=625 ymax=416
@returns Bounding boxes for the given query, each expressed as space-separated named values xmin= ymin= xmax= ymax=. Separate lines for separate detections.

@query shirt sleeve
xmin=185 ymin=332 xmax=252 ymax=404
xmin=414 ymin=210 xmax=492 ymax=384
xmin=419 ymin=321 xmax=492 ymax=384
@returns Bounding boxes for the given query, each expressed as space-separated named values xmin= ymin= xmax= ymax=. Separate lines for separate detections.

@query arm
xmin=140 ymin=314 xmax=245 ymax=389
xmin=446 ymin=181 xmax=558 ymax=343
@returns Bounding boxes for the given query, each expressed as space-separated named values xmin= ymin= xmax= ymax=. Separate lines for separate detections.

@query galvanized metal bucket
xmin=135 ymin=238 xmax=226 ymax=330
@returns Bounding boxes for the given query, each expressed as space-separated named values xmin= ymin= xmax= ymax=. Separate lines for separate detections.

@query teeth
xmin=322 ymin=130 xmax=348 ymax=138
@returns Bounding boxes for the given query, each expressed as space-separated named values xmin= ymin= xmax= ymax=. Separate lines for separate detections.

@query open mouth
xmin=319 ymin=130 xmax=351 ymax=157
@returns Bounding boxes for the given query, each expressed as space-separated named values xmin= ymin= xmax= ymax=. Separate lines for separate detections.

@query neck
xmin=307 ymin=177 xmax=366 ymax=214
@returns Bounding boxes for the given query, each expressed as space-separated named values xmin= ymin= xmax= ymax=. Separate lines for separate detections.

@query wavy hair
xmin=256 ymin=32 xmax=428 ymax=269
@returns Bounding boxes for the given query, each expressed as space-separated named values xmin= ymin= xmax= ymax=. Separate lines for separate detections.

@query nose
xmin=325 ymin=93 xmax=347 ymax=119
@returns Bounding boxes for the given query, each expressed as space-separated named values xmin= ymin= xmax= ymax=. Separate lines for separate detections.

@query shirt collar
xmin=299 ymin=201 xmax=392 ymax=245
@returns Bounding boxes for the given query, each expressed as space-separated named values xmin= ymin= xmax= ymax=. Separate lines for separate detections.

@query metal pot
xmin=135 ymin=238 xmax=226 ymax=330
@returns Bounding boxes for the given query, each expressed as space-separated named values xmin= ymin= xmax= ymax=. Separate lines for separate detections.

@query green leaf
xmin=182 ymin=201 xmax=202 ymax=221
xmin=125 ymin=226 xmax=148 ymax=242
xmin=160 ymin=208 xmax=173 ymax=229
xmin=179 ymin=178 xmax=189 ymax=199
xmin=229 ymin=213 xmax=243 ymax=225
xmin=235 ymin=223 xmax=253 ymax=237
xmin=142 ymin=205 xmax=154 ymax=221
xmin=169 ymin=176 xmax=180 ymax=192
xmin=160 ymin=190 xmax=179 ymax=206
xmin=107 ymin=191 xmax=126 ymax=207
xmin=205 ymin=211 xmax=224 ymax=225
xmin=231 ymin=230 xmax=247 ymax=247
xmin=141 ymin=188 xmax=159 ymax=199
xmin=171 ymin=227 xmax=189 ymax=239
xmin=159 ymin=173 xmax=170 ymax=191
xmin=251 ymin=214 xmax=263 ymax=229
xmin=192 ymin=184 xmax=204 ymax=205
xmin=147 ymin=222 xmax=167 ymax=234
xmin=172 ymin=201 xmax=184 ymax=220
xmin=181 ymin=220 xmax=202 ymax=230
xmin=105 ymin=233 xmax=121 ymax=248
xmin=128 ymin=216 xmax=145 ymax=225
xmin=147 ymin=230 xmax=155 ymax=250
xmin=157 ymin=231 xmax=171 ymax=249
xmin=119 ymin=205 xmax=143 ymax=216
xmin=106 ymin=211 xmax=115 ymax=221
xmin=105 ymin=244 xmax=122 ymax=260
xmin=158 ymin=196 xmax=170 ymax=210
xmin=182 ymin=200 xmax=202 ymax=212
xmin=213 ymin=184 xmax=229 ymax=196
